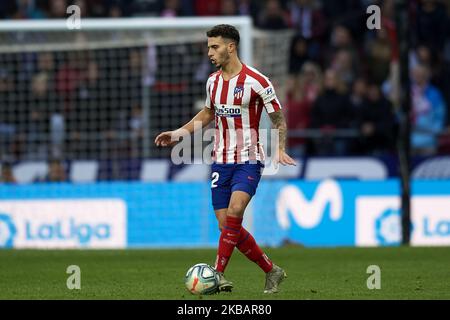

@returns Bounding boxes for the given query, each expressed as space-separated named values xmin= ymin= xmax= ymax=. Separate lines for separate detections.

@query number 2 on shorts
xmin=211 ymin=172 xmax=219 ymax=188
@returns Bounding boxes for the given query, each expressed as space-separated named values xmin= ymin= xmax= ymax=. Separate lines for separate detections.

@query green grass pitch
xmin=0 ymin=247 xmax=449 ymax=299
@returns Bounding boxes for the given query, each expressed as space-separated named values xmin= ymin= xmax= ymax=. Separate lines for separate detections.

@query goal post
xmin=0 ymin=16 xmax=253 ymax=66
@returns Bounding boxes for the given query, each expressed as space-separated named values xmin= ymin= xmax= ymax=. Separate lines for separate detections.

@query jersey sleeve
xmin=205 ymin=78 xmax=212 ymax=109
xmin=256 ymin=78 xmax=282 ymax=114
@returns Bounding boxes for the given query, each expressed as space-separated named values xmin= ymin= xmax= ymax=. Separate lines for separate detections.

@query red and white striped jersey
xmin=205 ymin=64 xmax=282 ymax=164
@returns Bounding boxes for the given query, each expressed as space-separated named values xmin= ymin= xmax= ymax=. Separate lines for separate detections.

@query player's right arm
xmin=155 ymin=75 xmax=217 ymax=147
xmin=154 ymin=106 xmax=214 ymax=147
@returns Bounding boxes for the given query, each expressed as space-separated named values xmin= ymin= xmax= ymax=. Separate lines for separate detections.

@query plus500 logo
xmin=216 ymin=105 xmax=241 ymax=117
xmin=25 ymin=218 xmax=111 ymax=245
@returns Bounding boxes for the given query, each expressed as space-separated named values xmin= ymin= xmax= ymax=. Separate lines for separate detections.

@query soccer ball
xmin=185 ymin=263 xmax=219 ymax=295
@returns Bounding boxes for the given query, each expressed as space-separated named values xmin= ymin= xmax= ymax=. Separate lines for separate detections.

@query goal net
xmin=0 ymin=17 xmax=293 ymax=182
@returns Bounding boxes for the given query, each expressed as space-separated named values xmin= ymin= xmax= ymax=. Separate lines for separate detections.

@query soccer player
xmin=155 ymin=24 xmax=296 ymax=294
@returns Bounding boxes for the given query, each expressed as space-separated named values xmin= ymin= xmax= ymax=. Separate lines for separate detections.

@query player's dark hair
xmin=206 ymin=24 xmax=240 ymax=47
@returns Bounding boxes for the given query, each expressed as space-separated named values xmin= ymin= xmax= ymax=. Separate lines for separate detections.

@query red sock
xmin=236 ymin=227 xmax=273 ymax=273
xmin=215 ymin=216 xmax=242 ymax=273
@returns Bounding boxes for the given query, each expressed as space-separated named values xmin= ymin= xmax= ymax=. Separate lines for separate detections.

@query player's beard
xmin=215 ymin=51 xmax=230 ymax=70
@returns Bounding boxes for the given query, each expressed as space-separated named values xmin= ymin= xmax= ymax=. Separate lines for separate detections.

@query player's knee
xmin=227 ymin=203 xmax=245 ymax=217
xmin=218 ymin=220 xmax=225 ymax=231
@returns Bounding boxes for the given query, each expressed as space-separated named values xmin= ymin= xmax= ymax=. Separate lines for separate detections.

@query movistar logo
xmin=0 ymin=214 xmax=16 ymax=248
xmin=276 ymin=179 xmax=343 ymax=229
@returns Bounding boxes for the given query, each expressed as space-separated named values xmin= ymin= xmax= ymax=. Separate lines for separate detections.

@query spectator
xmin=257 ymin=0 xmax=289 ymax=30
xmin=288 ymin=35 xmax=313 ymax=76
xmin=0 ymin=162 xmax=16 ymax=183
xmin=0 ymin=70 xmax=17 ymax=161
xmin=348 ymin=77 xmax=368 ymax=128
xmin=89 ymin=0 xmax=109 ymax=17
xmin=354 ymin=83 xmax=397 ymax=155
xmin=286 ymin=62 xmax=322 ymax=156
xmin=414 ymin=0 xmax=448 ymax=51
xmin=128 ymin=105 xmax=145 ymax=158
xmin=36 ymin=52 xmax=55 ymax=74
xmin=411 ymin=64 xmax=447 ymax=156
xmin=194 ymin=0 xmax=221 ymax=16
xmin=45 ymin=158 xmax=67 ymax=182
xmin=325 ymin=24 xmax=360 ymax=73
xmin=329 ymin=24 xmax=354 ymax=50
xmin=237 ymin=0 xmax=260 ymax=21
xmin=128 ymin=0 xmax=161 ymax=17
xmin=26 ymin=72 xmax=55 ymax=160
xmin=321 ymin=0 xmax=365 ymax=33
xmin=108 ymin=3 xmax=123 ymax=17
xmin=366 ymin=28 xmax=393 ymax=85
xmin=288 ymin=0 xmax=326 ymax=41
xmin=10 ymin=0 xmax=47 ymax=19
xmin=48 ymin=0 xmax=68 ymax=18
xmin=72 ymin=0 xmax=90 ymax=17
xmin=221 ymin=0 xmax=237 ymax=16
xmin=329 ymin=48 xmax=357 ymax=92
xmin=410 ymin=44 xmax=433 ymax=70
xmin=35 ymin=52 xmax=56 ymax=93
xmin=160 ymin=0 xmax=181 ymax=17
xmin=310 ymin=68 xmax=352 ymax=155
xmin=0 ymin=2 xmax=14 ymax=19
xmin=409 ymin=44 xmax=444 ymax=96
xmin=67 ymin=59 xmax=104 ymax=159
xmin=56 ymin=52 xmax=83 ymax=102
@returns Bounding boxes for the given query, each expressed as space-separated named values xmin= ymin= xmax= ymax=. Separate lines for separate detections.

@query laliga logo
xmin=276 ymin=179 xmax=343 ymax=229
xmin=375 ymin=209 xmax=401 ymax=245
xmin=0 ymin=214 xmax=16 ymax=248
xmin=25 ymin=218 xmax=111 ymax=245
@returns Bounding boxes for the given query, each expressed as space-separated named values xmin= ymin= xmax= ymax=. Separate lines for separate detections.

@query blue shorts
xmin=211 ymin=161 xmax=264 ymax=211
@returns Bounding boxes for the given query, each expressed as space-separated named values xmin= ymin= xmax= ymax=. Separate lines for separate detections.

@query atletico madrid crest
xmin=234 ymin=86 xmax=244 ymax=99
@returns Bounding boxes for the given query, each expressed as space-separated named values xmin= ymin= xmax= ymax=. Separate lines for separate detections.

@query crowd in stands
xmin=285 ymin=0 xmax=450 ymax=157
xmin=0 ymin=0 xmax=449 ymax=176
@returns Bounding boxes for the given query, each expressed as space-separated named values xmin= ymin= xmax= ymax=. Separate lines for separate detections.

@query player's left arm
xmin=257 ymin=79 xmax=296 ymax=166
xmin=268 ymin=110 xmax=297 ymax=166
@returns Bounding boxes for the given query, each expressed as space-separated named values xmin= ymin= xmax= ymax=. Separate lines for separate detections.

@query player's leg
xmin=213 ymin=208 xmax=234 ymax=292
xmin=214 ymin=208 xmax=227 ymax=231
xmin=214 ymin=190 xmax=251 ymax=276
xmin=211 ymin=164 xmax=234 ymax=292
xmin=215 ymin=206 xmax=270 ymax=272
xmin=215 ymin=203 xmax=271 ymax=272
xmin=229 ymin=163 xmax=287 ymax=294
xmin=227 ymin=190 xmax=275 ymax=272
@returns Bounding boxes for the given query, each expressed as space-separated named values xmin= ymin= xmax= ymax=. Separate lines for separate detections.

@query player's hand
xmin=276 ymin=149 xmax=297 ymax=166
xmin=154 ymin=130 xmax=179 ymax=147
